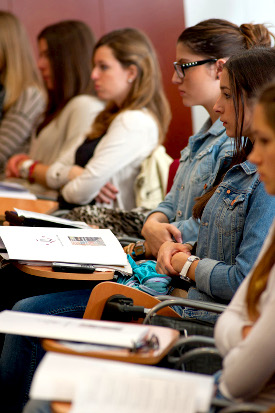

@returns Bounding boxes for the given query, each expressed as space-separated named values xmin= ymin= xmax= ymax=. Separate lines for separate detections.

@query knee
xmin=13 ymin=296 xmax=46 ymax=314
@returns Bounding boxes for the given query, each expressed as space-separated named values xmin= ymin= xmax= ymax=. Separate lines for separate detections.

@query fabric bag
xmin=134 ymin=145 xmax=173 ymax=209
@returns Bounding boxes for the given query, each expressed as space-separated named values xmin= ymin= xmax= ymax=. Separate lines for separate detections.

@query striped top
xmin=0 ymin=86 xmax=45 ymax=173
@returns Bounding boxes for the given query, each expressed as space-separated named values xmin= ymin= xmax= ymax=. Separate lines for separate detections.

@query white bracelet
xmin=19 ymin=159 xmax=34 ymax=179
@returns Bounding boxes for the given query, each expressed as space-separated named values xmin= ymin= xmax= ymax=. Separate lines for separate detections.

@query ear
xmin=215 ymin=58 xmax=227 ymax=80
xmin=127 ymin=64 xmax=138 ymax=83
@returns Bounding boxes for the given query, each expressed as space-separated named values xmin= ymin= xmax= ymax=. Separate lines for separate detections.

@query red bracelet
xmin=28 ymin=161 xmax=40 ymax=183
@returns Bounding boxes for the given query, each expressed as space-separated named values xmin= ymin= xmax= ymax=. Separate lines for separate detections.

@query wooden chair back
xmin=83 ymin=281 xmax=181 ymax=321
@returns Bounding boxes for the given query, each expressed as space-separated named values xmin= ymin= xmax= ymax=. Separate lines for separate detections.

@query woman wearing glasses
xmin=140 ymin=19 xmax=273 ymax=260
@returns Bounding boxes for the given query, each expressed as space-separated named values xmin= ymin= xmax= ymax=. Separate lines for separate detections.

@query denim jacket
xmin=188 ymin=160 xmax=275 ymax=306
xmin=146 ymin=118 xmax=234 ymax=243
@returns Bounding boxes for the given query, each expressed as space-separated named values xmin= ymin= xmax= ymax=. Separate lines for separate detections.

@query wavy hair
xmin=87 ymin=28 xmax=171 ymax=143
xmin=0 ymin=11 xmax=44 ymax=111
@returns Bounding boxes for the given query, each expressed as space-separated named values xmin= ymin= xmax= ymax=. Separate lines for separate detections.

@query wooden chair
xmin=82 ymin=281 xmax=181 ymax=321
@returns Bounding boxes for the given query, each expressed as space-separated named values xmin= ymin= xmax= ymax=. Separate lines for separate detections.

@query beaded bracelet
xmin=19 ymin=159 xmax=34 ymax=180
xmin=28 ymin=161 xmax=40 ymax=183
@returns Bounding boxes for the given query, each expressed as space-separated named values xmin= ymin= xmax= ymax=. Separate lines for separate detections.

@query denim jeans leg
xmin=0 ymin=288 xmax=92 ymax=413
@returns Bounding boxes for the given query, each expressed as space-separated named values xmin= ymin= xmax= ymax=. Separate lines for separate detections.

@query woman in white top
xmin=214 ymin=81 xmax=275 ymax=406
xmin=6 ymin=20 xmax=104 ymax=192
xmin=9 ymin=28 xmax=171 ymax=209
xmin=0 ymin=11 xmax=45 ymax=173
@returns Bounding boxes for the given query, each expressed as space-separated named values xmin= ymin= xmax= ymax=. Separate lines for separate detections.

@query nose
xmin=172 ymin=70 xmax=182 ymax=84
xmin=91 ymin=67 xmax=99 ymax=80
xmin=213 ymin=94 xmax=223 ymax=114
xmin=37 ymin=57 xmax=45 ymax=71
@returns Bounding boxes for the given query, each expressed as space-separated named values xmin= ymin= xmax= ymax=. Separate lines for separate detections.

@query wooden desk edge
xmin=14 ymin=263 xmax=114 ymax=281
xmin=42 ymin=326 xmax=180 ymax=365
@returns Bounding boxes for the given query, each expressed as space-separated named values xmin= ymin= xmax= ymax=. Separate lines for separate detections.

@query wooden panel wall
xmin=1 ymin=0 xmax=192 ymax=158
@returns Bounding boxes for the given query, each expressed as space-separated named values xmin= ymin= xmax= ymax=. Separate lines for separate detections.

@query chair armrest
xmin=168 ymin=335 xmax=218 ymax=369
xmin=144 ymin=297 xmax=226 ymax=324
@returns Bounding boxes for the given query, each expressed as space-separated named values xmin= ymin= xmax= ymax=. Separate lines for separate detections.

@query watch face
xmin=133 ymin=241 xmax=146 ymax=257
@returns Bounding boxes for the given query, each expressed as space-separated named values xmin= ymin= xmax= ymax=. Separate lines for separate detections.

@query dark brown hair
xmin=178 ymin=18 xmax=273 ymax=59
xmin=246 ymin=81 xmax=275 ymax=320
xmin=37 ymin=20 xmax=96 ymax=132
xmin=193 ymin=47 xmax=275 ymax=220
xmin=87 ymin=28 xmax=171 ymax=143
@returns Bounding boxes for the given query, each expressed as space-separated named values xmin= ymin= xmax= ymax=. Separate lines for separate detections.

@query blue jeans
xmin=0 ymin=289 xmax=92 ymax=413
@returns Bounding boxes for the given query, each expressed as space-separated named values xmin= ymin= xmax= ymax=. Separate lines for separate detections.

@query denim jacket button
xmin=227 ymin=189 xmax=231 ymax=194
xmin=180 ymin=184 xmax=184 ymax=190
xmin=177 ymin=210 xmax=182 ymax=217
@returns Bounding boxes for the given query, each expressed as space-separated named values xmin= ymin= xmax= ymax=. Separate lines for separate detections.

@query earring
xmin=128 ymin=78 xmax=133 ymax=83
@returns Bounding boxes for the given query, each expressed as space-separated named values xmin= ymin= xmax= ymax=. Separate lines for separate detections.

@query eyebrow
xmin=176 ymin=58 xmax=191 ymax=64
xmin=220 ymin=86 xmax=230 ymax=91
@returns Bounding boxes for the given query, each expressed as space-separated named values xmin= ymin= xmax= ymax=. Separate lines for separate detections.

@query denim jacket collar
xmin=240 ymin=160 xmax=257 ymax=175
xmin=187 ymin=118 xmax=225 ymax=157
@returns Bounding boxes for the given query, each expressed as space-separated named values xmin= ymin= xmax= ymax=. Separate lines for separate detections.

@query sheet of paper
xmin=0 ymin=182 xmax=37 ymax=199
xmin=14 ymin=209 xmax=90 ymax=228
xmin=0 ymin=311 xmax=149 ymax=349
xmin=30 ymin=353 xmax=214 ymax=413
xmin=0 ymin=226 xmax=127 ymax=265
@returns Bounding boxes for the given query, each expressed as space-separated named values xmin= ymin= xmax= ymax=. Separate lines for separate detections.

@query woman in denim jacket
xmin=156 ymin=48 xmax=275 ymax=321
xmin=140 ymin=20 xmax=273 ymax=259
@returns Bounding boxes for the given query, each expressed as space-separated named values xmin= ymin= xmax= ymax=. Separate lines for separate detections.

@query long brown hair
xmin=37 ymin=20 xmax=96 ymax=133
xmin=193 ymin=47 xmax=275 ymax=220
xmin=87 ymin=28 xmax=171 ymax=143
xmin=246 ymin=81 xmax=275 ymax=320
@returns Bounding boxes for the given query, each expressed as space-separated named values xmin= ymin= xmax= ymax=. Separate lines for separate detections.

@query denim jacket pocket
xmin=191 ymin=145 xmax=214 ymax=184
xmin=215 ymin=193 xmax=246 ymax=236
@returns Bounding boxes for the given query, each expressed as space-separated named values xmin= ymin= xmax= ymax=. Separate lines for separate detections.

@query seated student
xmin=6 ymin=20 xmax=104 ymax=196
xmin=22 ymin=80 xmax=275 ymax=413
xmin=0 ymin=11 xmax=45 ymax=174
xmin=63 ymin=18 xmax=272 ymax=239
xmin=214 ymin=80 xmax=275 ymax=407
xmin=155 ymin=48 xmax=275 ymax=320
xmin=7 ymin=28 xmax=171 ymax=210
xmin=1 ymin=49 xmax=275 ymax=413
xmin=127 ymin=19 xmax=273 ymax=258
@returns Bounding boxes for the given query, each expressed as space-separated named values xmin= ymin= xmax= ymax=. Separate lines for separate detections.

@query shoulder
xmin=11 ymin=86 xmax=45 ymax=108
xmin=63 ymin=95 xmax=104 ymax=112
xmin=112 ymin=109 xmax=158 ymax=130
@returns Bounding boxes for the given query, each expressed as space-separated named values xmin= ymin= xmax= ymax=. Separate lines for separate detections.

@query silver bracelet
xmin=19 ymin=159 xmax=34 ymax=179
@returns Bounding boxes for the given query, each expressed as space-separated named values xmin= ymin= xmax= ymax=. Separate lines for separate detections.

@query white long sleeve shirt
xmin=46 ymin=109 xmax=158 ymax=210
xmin=30 ymin=95 xmax=104 ymax=165
xmin=214 ymin=220 xmax=275 ymax=406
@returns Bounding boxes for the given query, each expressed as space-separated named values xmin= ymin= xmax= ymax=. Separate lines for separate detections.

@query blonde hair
xmin=88 ymin=28 xmax=171 ymax=143
xmin=246 ymin=81 xmax=275 ymax=321
xmin=0 ymin=11 xmax=43 ymax=111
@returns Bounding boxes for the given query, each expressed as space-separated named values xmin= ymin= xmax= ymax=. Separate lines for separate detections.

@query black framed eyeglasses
xmin=173 ymin=58 xmax=218 ymax=79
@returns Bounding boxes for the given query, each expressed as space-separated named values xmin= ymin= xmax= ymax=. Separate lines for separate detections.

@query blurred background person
xmin=6 ymin=19 xmax=104 ymax=198
xmin=0 ymin=11 xmax=45 ymax=174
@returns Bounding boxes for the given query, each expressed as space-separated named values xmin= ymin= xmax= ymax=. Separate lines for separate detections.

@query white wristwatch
xmin=179 ymin=255 xmax=200 ymax=281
